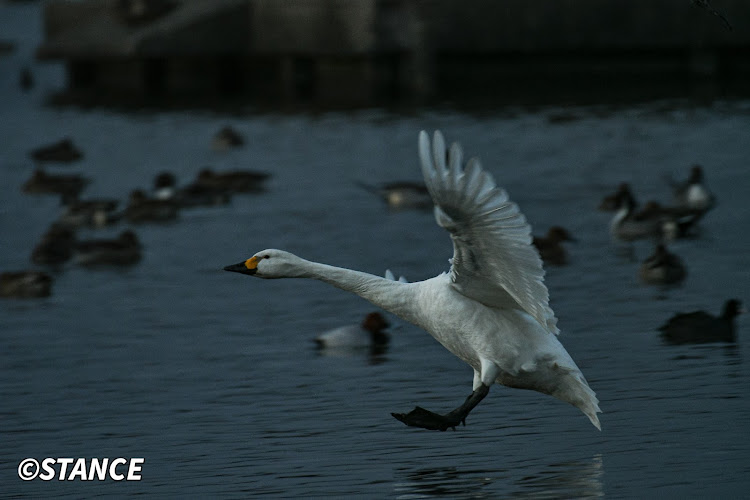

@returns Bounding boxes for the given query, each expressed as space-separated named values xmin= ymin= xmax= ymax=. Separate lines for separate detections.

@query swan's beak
xmin=224 ymin=257 xmax=258 ymax=275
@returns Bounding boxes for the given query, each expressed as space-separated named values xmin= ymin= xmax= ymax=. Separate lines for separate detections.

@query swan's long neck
xmin=298 ymin=260 xmax=417 ymax=321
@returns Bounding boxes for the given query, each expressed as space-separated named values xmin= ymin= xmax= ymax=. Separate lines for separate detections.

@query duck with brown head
xmin=315 ymin=312 xmax=390 ymax=349
xmin=533 ymin=226 xmax=576 ymax=266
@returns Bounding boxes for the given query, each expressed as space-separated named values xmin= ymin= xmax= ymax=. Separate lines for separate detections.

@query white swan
xmin=225 ymin=131 xmax=601 ymax=431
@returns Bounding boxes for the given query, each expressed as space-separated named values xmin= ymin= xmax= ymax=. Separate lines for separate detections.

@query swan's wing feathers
xmin=419 ymin=130 xmax=558 ymax=335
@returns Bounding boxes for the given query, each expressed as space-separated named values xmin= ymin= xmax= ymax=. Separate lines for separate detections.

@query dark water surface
xmin=2 ymin=3 xmax=749 ymax=499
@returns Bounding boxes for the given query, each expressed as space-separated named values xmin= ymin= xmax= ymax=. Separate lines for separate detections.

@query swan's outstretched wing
xmin=418 ymin=130 xmax=558 ymax=335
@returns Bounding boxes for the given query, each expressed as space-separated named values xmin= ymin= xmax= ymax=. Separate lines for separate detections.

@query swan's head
xmin=224 ymin=249 xmax=305 ymax=279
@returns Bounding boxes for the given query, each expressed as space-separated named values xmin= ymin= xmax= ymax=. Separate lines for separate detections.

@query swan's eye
xmin=262 ymin=255 xmax=270 ymax=259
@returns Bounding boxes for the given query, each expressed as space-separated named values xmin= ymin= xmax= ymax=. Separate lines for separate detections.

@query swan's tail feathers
xmin=575 ymin=376 xmax=602 ymax=431
xmin=555 ymin=369 xmax=602 ymax=431
xmin=581 ymin=396 xmax=602 ymax=431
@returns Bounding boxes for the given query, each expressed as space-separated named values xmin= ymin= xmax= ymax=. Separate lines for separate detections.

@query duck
xmin=22 ymin=169 xmax=89 ymax=199
xmin=56 ymin=197 xmax=120 ymax=228
xmin=635 ymin=201 xmax=704 ymax=240
xmin=533 ymin=226 xmax=576 ymax=266
xmin=225 ymin=130 xmax=601 ymax=432
xmin=659 ymin=299 xmax=743 ymax=344
xmin=608 ymin=184 xmax=700 ymax=242
xmin=600 ymin=184 xmax=693 ymax=219
xmin=639 ymin=244 xmax=687 ymax=285
xmin=667 ymin=165 xmax=715 ymax=214
xmin=74 ymin=230 xmax=142 ymax=266
xmin=122 ymin=189 xmax=179 ymax=223
xmin=153 ymin=171 xmax=230 ymax=207
xmin=195 ymin=167 xmax=269 ymax=194
xmin=357 ymin=181 xmax=432 ymax=210
xmin=608 ymin=184 xmax=664 ymax=241
xmin=211 ymin=126 xmax=245 ymax=151
xmin=153 ymin=171 xmax=179 ymax=201
xmin=0 ymin=271 xmax=53 ymax=298
xmin=29 ymin=138 xmax=83 ymax=164
xmin=31 ymin=224 xmax=77 ymax=265
xmin=315 ymin=312 xmax=390 ymax=349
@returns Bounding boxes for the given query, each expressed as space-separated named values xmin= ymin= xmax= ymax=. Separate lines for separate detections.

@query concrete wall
xmin=42 ymin=0 xmax=749 ymax=58
xmin=249 ymin=0 xmax=377 ymax=54
xmin=418 ymin=0 xmax=749 ymax=52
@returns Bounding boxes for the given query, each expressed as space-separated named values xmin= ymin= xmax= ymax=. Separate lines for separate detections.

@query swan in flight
xmin=225 ymin=131 xmax=601 ymax=431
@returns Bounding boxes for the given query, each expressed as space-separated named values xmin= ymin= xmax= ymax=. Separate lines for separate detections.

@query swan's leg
xmin=391 ymin=384 xmax=490 ymax=431
xmin=391 ymin=360 xmax=498 ymax=431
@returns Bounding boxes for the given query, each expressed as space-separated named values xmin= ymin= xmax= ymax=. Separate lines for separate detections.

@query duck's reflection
xmin=314 ymin=344 xmax=389 ymax=366
xmin=393 ymin=454 xmax=603 ymax=499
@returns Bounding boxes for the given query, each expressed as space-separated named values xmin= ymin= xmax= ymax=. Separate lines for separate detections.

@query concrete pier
xmin=36 ymin=0 xmax=750 ymax=106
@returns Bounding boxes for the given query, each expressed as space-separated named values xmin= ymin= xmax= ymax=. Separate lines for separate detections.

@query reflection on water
xmin=395 ymin=466 xmax=499 ymax=498
xmin=315 ymin=345 xmax=390 ymax=365
xmin=512 ymin=456 xmax=604 ymax=499
xmin=394 ymin=455 xmax=603 ymax=499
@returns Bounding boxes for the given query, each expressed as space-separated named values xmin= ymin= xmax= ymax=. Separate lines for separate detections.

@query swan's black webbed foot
xmin=391 ymin=407 xmax=465 ymax=431
xmin=391 ymin=384 xmax=490 ymax=431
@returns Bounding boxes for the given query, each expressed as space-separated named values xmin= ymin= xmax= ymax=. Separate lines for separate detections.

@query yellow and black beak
xmin=224 ymin=256 xmax=259 ymax=276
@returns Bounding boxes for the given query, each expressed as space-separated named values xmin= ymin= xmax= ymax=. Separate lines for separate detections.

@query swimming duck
xmin=22 ymin=169 xmax=89 ymax=199
xmin=636 ymin=201 xmax=704 ymax=239
xmin=600 ymin=184 xmax=688 ymax=219
xmin=607 ymin=184 xmax=700 ymax=241
xmin=57 ymin=197 xmax=120 ymax=228
xmin=659 ymin=299 xmax=743 ymax=344
xmin=358 ymin=181 xmax=432 ymax=210
xmin=122 ymin=189 xmax=179 ymax=223
xmin=533 ymin=226 xmax=576 ymax=266
xmin=225 ymin=130 xmax=601 ymax=432
xmin=0 ymin=271 xmax=53 ymax=298
xmin=608 ymin=184 xmax=664 ymax=241
xmin=211 ymin=126 xmax=245 ymax=151
xmin=74 ymin=230 xmax=142 ymax=266
xmin=315 ymin=312 xmax=390 ymax=349
xmin=153 ymin=171 xmax=230 ymax=207
xmin=29 ymin=138 xmax=83 ymax=164
xmin=667 ymin=165 xmax=715 ymax=214
xmin=153 ymin=171 xmax=179 ymax=201
xmin=195 ymin=168 xmax=269 ymax=194
xmin=31 ymin=224 xmax=76 ymax=265
xmin=639 ymin=244 xmax=687 ymax=285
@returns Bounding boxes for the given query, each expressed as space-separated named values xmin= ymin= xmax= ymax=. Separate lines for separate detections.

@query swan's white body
xmin=227 ymin=130 xmax=601 ymax=430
